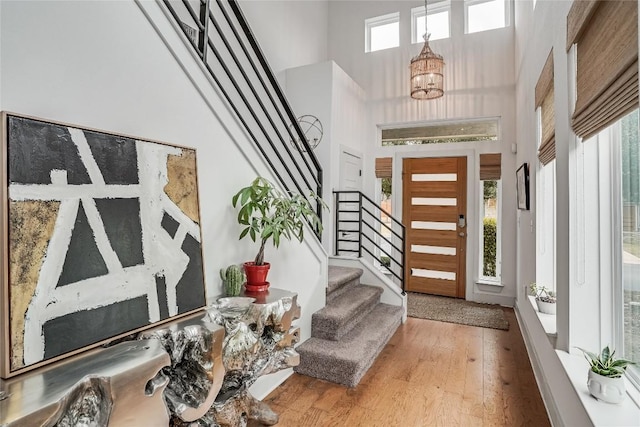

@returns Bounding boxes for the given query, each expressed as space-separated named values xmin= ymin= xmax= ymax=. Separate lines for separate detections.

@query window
xmin=573 ymin=109 xmax=639 ymax=386
xmin=411 ymin=1 xmax=451 ymax=43
xmin=375 ymin=158 xmax=393 ymax=270
xmin=536 ymin=159 xmax=556 ymax=295
xmin=619 ymin=109 xmax=640 ymax=381
xmin=481 ymin=180 xmax=501 ymax=280
xmin=566 ymin=0 xmax=639 ymax=384
xmin=365 ymin=13 xmax=399 ymax=52
xmin=479 ymin=153 xmax=502 ymax=282
xmin=381 ymin=118 xmax=499 ymax=146
xmin=465 ymin=0 xmax=507 ymax=34
xmin=379 ymin=177 xmax=393 ymax=269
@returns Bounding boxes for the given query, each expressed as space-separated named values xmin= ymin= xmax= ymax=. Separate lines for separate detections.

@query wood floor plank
xmin=483 ymin=327 xmax=507 ymax=426
xmin=257 ymin=309 xmax=550 ymax=427
xmin=462 ymin=331 xmax=484 ymax=418
xmin=312 ymin=383 xmax=345 ymax=412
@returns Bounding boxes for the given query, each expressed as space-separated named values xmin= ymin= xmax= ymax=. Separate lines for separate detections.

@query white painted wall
xmin=0 ymin=0 xmax=328 ymax=399
xmin=327 ymin=0 xmax=518 ymax=305
xmin=285 ymin=61 xmax=367 ymax=254
xmin=239 ymin=0 xmax=329 ymax=86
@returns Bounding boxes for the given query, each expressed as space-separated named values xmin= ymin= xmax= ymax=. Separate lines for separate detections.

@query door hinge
xmin=359 ymin=170 xmax=362 ymax=176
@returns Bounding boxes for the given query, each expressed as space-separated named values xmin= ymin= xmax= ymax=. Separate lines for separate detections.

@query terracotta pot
xmin=243 ymin=262 xmax=270 ymax=292
xmin=587 ymin=370 xmax=626 ymax=404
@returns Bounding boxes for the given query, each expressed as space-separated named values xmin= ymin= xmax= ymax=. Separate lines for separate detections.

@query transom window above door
xmin=381 ymin=118 xmax=499 ymax=146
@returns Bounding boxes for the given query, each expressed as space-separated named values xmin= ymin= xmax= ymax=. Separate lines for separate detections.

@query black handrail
xmin=162 ymin=0 xmax=323 ymax=238
xmin=334 ymin=191 xmax=405 ymax=294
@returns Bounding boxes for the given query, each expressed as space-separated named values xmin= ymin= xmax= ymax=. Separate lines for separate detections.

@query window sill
xmin=527 ymin=295 xmax=557 ymax=346
xmin=475 ymin=279 xmax=503 ymax=293
xmin=556 ymin=350 xmax=640 ymax=426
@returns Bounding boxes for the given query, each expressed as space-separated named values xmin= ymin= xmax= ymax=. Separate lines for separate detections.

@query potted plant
xmin=231 ymin=177 xmax=324 ymax=292
xmin=529 ymin=282 xmax=556 ymax=315
xmin=220 ymin=264 xmax=245 ymax=296
xmin=577 ymin=346 xmax=635 ymax=404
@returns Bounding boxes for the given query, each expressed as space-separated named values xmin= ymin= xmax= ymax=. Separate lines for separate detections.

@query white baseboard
xmin=472 ymin=292 xmax=515 ymax=307
xmin=515 ymin=300 xmax=562 ymax=426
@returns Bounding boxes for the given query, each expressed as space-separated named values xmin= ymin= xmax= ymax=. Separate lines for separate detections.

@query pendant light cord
xmin=424 ymin=0 xmax=429 ymax=40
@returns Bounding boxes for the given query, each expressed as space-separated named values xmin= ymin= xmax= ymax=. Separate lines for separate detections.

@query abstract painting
xmin=1 ymin=112 xmax=207 ymax=377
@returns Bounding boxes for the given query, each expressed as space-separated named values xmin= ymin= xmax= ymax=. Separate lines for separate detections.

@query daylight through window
xmin=365 ymin=13 xmax=400 ymax=53
xmin=465 ymin=0 xmax=507 ymax=34
xmin=411 ymin=1 xmax=451 ymax=43
xmin=620 ymin=109 xmax=640 ymax=377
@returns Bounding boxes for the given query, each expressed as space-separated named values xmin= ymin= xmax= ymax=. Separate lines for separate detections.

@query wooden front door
xmin=403 ymin=157 xmax=467 ymax=298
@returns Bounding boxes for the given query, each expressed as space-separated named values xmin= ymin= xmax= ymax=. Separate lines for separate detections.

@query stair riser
xmin=326 ymin=277 xmax=360 ymax=303
xmin=312 ymin=290 xmax=381 ymax=341
xmin=327 ymin=266 xmax=363 ymax=297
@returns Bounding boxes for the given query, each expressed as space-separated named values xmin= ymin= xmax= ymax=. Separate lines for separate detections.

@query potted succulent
xmin=577 ymin=346 xmax=635 ymax=404
xmin=231 ymin=177 xmax=324 ymax=292
xmin=220 ymin=264 xmax=245 ymax=296
xmin=529 ymin=282 xmax=556 ymax=315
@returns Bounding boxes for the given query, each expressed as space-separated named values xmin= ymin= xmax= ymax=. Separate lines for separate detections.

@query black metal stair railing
xmin=162 ymin=0 xmax=323 ymax=237
xmin=334 ymin=191 xmax=405 ymax=293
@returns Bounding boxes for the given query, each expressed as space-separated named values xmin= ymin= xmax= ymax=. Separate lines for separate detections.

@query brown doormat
xmin=407 ymin=292 xmax=509 ymax=330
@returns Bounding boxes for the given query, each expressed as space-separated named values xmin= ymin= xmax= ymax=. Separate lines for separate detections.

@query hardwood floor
xmin=255 ymin=308 xmax=550 ymax=426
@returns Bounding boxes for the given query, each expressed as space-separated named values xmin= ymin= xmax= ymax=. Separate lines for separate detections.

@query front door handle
xmin=459 ymin=232 xmax=465 ymax=237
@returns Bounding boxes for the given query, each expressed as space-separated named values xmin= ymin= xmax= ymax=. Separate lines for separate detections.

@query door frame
xmin=392 ymin=148 xmax=477 ymax=301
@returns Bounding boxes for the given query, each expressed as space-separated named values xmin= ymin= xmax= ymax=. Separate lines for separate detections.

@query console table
xmin=0 ymin=288 xmax=300 ymax=427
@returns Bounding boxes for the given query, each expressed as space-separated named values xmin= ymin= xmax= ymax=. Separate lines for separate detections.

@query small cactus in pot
xmin=220 ymin=264 xmax=245 ymax=296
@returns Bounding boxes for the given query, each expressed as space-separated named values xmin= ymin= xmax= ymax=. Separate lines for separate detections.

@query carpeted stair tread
xmin=327 ymin=266 xmax=363 ymax=302
xmin=312 ymin=285 xmax=383 ymax=341
xmin=295 ymin=303 xmax=403 ymax=387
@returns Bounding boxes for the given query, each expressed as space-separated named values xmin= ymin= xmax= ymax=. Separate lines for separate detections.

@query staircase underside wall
xmin=0 ymin=0 xmax=327 ymax=399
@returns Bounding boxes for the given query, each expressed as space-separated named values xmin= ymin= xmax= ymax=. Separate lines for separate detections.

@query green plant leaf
xmin=230 ymin=176 xmax=327 ymax=262
xmin=239 ymin=227 xmax=250 ymax=240
xmin=577 ymin=345 xmax=635 ymax=377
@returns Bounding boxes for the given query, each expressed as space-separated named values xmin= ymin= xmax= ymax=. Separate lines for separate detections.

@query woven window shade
xmin=479 ymin=153 xmax=501 ymax=180
xmin=536 ymin=50 xmax=556 ymax=165
xmin=535 ymin=50 xmax=554 ymax=108
xmin=567 ymin=0 xmax=638 ymax=140
xmin=375 ymin=157 xmax=392 ymax=178
xmin=566 ymin=0 xmax=599 ymax=51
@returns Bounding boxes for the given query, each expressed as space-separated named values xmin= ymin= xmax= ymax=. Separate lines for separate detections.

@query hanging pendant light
xmin=410 ymin=0 xmax=444 ymax=100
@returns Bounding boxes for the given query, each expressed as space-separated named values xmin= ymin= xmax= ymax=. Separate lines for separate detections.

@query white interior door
xmin=339 ymin=150 xmax=362 ymax=191
xmin=337 ymin=150 xmax=363 ymax=256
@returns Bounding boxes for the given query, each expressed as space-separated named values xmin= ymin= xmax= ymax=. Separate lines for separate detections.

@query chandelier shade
xmin=410 ymin=35 xmax=445 ymax=100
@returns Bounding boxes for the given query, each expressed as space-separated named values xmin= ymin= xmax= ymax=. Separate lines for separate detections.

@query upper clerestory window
xmin=365 ymin=12 xmax=400 ymax=53
xmin=411 ymin=0 xmax=451 ymax=43
xmin=465 ymin=0 xmax=508 ymax=34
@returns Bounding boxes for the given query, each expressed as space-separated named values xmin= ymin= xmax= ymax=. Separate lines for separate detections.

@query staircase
xmin=294 ymin=266 xmax=403 ymax=387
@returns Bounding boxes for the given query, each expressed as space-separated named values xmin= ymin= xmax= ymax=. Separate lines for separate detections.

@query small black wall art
xmin=516 ymin=162 xmax=530 ymax=210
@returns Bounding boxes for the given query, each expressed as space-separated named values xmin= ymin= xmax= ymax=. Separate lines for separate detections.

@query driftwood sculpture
xmin=0 ymin=289 xmax=300 ymax=427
